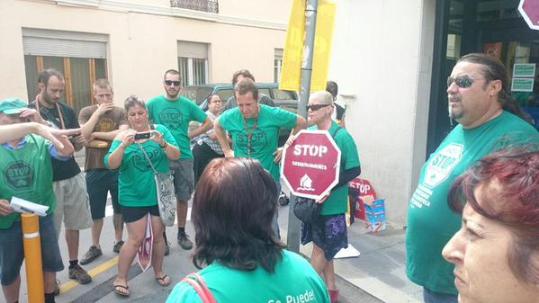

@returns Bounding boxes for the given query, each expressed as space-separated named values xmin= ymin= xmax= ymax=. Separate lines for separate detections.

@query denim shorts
xmin=86 ymin=169 xmax=121 ymax=220
xmin=0 ymin=214 xmax=64 ymax=286
xmin=169 ymin=159 xmax=194 ymax=202
xmin=301 ymin=214 xmax=348 ymax=261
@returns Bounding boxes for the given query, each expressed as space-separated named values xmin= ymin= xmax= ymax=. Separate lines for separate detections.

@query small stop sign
xmin=519 ymin=0 xmax=539 ymax=30
xmin=281 ymin=130 xmax=341 ymax=200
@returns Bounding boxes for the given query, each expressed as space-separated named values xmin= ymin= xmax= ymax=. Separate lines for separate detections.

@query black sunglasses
xmin=447 ymin=75 xmax=477 ymax=89
xmin=164 ymin=80 xmax=181 ymax=86
xmin=307 ymin=104 xmax=331 ymax=111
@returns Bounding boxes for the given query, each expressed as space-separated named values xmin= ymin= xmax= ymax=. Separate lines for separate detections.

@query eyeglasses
xmin=307 ymin=104 xmax=331 ymax=111
xmin=447 ymin=75 xmax=477 ymax=89
xmin=164 ymin=80 xmax=181 ymax=87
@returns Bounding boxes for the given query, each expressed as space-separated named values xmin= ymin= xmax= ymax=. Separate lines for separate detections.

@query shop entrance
xmin=427 ymin=0 xmax=539 ymax=155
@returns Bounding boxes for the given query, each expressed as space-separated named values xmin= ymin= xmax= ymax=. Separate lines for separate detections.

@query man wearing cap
xmin=0 ymin=98 xmax=74 ymax=303
xmin=214 ymin=78 xmax=307 ymax=238
xmin=29 ymin=68 xmax=93 ymax=285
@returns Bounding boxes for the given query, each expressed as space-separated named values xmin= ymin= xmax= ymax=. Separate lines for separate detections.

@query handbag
xmin=293 ymin=196 xmax=322 ymax=224
xmin=138 ymin=143 xmax=177 ymax=226
xmin=180 ymin=273 xmax=216 ymax=303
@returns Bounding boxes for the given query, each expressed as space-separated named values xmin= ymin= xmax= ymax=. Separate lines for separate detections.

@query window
xmin=177 ymin=41 xmax=209 ymax=86
xmin=170 ymin=0 xmax=219 ymax=13
xmin=274 ymin=48 xmax=283 ymax=83
xmin=22 ymin=28 xmax=108 ymax=113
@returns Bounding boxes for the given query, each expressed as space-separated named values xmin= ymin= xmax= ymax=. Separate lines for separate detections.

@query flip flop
xmin=113 ymin=283 xmax=130 ymax=297
xmin=155 ymin=274 xmax=171 ymax=287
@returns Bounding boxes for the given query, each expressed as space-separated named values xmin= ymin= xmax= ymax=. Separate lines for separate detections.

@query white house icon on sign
xmin=298 ymin=174 xmax=315 ymax=191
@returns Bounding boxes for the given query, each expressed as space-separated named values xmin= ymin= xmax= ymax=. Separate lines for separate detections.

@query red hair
xmin=449 ymin=148 xmax=539 ymax=284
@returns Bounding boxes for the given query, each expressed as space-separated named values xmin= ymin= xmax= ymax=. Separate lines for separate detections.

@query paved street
xmin=6 ymin=202 xmax=385 ymax=303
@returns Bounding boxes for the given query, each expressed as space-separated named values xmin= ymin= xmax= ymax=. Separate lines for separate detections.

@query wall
xmin=329 ymin=0 xmax=435 ymax=225
xmin=0 ymin=0 xmax=288 ymax=102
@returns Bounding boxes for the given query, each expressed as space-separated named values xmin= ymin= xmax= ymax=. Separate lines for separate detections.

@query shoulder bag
xmin=180 ymin=273 xmax=216 ymax=303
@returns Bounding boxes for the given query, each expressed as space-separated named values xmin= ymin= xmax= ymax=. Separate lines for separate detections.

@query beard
xmin=166 ymin=88 xmax=179 ymax=99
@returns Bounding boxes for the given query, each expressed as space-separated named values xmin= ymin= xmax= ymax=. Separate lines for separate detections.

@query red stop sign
xmin=281 ymin=130 xmax=341 ymax=200
xmin=519 ymin=0 xmax=539 ymax=30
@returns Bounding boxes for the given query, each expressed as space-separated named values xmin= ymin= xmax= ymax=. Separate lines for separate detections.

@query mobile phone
xmin=134 ymin=132 xmax=152 ymax=140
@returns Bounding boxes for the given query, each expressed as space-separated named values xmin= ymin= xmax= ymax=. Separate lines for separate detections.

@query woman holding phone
xmin=105 ymin=96 xmax=180 ymax=297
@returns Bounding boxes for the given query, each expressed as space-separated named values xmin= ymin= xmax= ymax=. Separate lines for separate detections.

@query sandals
xmin=113 ymin=282 xmax=130 ymax=297
xmin=155 ymin=274 xmax=171 ymax=287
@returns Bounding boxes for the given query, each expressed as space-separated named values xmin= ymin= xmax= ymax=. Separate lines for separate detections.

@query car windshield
xmin=181 ymin=87 xmax=213 ymax=104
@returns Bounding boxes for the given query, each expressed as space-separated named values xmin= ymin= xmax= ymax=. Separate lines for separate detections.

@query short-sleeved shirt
xmin=78 ymin=105 xmax=127 ymax=170
xmin=218 ymin=104 xmax=297 ymax=182
xmin=147 ymin=96 xmax=207 ymax=160
xmin=104 ymin=124 xmax=177 ymax=207
xmin=166 ymin=250 xmax=330 ymax=303
xmin=406 ymin=111 xmax=539 ymax=295
xmin=29 ymin=100 xmax=81 ymax=181
xmin=0 ymin=135 xmax=56 ymax=229
xmin=309 ymin=122 xmax=360 ymax=215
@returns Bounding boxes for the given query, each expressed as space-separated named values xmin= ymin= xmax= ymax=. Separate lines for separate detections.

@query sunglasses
xmin=446 ymin=75 xmax=477 ymax=89
xmin=164 ymin=80 xmax=181 ymax=86
xmin=307 ymin=104 xmax=331 ymax=111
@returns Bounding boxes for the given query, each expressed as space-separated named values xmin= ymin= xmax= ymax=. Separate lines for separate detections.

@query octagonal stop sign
xmin=519 ymin=0 xmax=539 ymax=30
xmin=281 ymin=130 xmax=341 ymax=200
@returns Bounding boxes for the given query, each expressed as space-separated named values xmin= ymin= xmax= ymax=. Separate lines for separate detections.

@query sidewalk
xmin=280 ymin=206 xmax=422 ymax=303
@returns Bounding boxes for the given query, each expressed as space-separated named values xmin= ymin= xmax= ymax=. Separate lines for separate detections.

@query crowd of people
xmin=0 ymin=52 xmax=538 ymax=303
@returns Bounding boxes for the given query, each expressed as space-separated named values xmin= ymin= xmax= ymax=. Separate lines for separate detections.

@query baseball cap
xmin=0 ymin=98 xmax=27 ymax=115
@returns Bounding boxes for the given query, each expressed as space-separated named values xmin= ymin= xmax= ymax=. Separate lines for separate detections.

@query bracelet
xmin=160 ymin=141 xmax=168 ymax=149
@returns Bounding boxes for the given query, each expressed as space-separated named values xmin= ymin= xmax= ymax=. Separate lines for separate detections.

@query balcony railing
xmin=170 ymin=0 xmax=219 ymax=14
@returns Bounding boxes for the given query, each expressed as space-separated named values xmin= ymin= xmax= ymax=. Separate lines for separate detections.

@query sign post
xmin=519 ymin=0 xmax=539 ymax=30
xmin=282 ymin=130 xmax=341 ymax=200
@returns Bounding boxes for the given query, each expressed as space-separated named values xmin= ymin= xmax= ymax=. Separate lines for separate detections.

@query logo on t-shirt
xmin=132 ymin=147 xmax=160 ymax=172
xmin=96 ymin=117 xmax=117 ymax=132
xmin=158 ymin=108 xmax=183 ymax=130
xmin=424 ymin=143 xmax=463 ymax=188
xmin=4 ymin=160 xmax=34 ymax=190
xmin=236 ymin=130 xmax=268 ymax=155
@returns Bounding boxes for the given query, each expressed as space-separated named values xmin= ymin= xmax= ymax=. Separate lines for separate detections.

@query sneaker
xmin=53 ymin=280 xmax=60 ymax=296
xmin=164 ymin=242 xmax=170 ymax=256
xmin=80 ymin=246 xmax=102 ymax=265
xmin=113 ymin=240 xmax=124 ymax=254
xmin=69 ymin=264 xmax=92 ymax=284
xmin=177 ymin=232 xmax=193 ymax=250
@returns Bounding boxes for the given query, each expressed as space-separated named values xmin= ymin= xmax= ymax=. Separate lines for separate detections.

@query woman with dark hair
xmin=442 ymin=148 xmax=539 ymax=303
xmin=166 ymin=158 xmax=330 ymax=302
xmin=105 ymin=96 xmax=180 ymax=297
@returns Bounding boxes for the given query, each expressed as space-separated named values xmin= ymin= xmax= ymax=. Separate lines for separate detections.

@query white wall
xmin=0 ymin=0 xmax=288 ymax=103
xmin=329 ymin=0 xmax=435 ymax=225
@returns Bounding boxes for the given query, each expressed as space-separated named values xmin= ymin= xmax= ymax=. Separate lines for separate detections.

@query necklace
xmin=242 ymin=115 xmax=258 ymax=158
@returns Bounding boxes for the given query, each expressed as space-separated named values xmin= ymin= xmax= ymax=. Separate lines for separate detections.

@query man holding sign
xmin=301 ymin=91 xmax=360 ymax=303
xmin=0 ymin=98 xmax=75 ymax=303
xmin=214 ymin=78 xmax=306 ymax=238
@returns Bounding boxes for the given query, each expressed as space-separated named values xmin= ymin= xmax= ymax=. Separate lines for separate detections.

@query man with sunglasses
xmin=147 ymin=69 xmax=212 ymax=253
xmin=214 ymin=78 xmax=306 ymax=238
xmin=406 ymin=53 xmax=538 ymax=303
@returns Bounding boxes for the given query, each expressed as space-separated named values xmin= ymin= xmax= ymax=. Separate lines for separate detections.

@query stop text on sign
xmin=293 ymin=144 xmax=328 ymax=157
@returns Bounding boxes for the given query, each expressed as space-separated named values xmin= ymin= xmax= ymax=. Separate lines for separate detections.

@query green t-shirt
xmin=218 ymin=104 xmax=297 ymax=182
xmin=0 ymin=135 xmax=56 ymax=229
xmin=310 ymin=122 xmax=361 ymax=215
xmin=406 ymin=111 xmax=538 ymax=295
xmin=166 ymin=250 xmax=330 ymax=303
xmin=147 ymin=95 xmax=207 ymax=160
xmin=104 ymin=124 xmax=177 ymax=207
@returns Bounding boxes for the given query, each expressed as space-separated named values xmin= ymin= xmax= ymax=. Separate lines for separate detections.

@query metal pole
xmin=287 ymin=0 xmax=319 ymax=253
xmin=21 ymin=214 xmax=45 ymax=303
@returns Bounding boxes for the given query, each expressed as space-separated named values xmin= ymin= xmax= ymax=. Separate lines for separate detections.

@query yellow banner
xmin=279 ymin=0 xmax=336 ymax=92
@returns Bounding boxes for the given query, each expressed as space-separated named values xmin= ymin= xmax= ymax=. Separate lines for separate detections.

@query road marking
xmin=59 ymin=256 xmax=119 ymax=294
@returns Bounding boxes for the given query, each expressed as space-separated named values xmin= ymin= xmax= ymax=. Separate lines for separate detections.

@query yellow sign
xmin=279 ymin=0 xmax=336 ymax=92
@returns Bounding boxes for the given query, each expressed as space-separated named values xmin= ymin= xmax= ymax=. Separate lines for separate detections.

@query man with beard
xmin=79 ymin=79 xmax=128 ymax=265
xmin=29 ymin=69 xmax=93 ymax=287
xmin=147 ymin=69 xmax=212 ymax=253
xmin=406 ymin=53 xmax=538 ymax=303
xmin=214 ymin=78 xmax=306 ymax=238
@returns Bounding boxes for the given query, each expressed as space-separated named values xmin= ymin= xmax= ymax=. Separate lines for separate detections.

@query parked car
xmin=181 ymin=82 xmax=298 ymax=146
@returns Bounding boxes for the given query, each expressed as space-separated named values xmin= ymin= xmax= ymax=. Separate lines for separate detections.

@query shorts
xmin=0 ymin=215 xmax=64 ymax=285
xmin=170 ymin=159 xmax=194 ymax=202
xmin=86 ymin=169 xmax=120 ymax=220
xmin=301 ymin=214 xmax=348 ymax=261
xmin=53 ymin=172 xmax=93 ymax=234
xmin=121 ymin=205 xmax=160 ymax=223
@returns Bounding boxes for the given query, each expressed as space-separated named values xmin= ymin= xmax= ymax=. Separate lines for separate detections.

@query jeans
xmin=423 ymin=288 xmax=458 ymax=303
